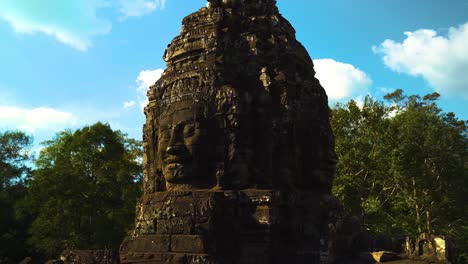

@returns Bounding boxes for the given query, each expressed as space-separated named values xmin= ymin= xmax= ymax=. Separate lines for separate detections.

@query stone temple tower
xmin=120 ymin=0 xmax=354 ymax=263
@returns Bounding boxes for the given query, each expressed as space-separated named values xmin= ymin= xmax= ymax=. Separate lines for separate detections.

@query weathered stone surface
xmin=121 ymin=0 xmax=353 ymax=263
xmin=120 ymin=236 xmax=170 ymax=253
xmin=60 ymin=250 xmax=119 ymax=264
xmin=141 ymin=0 xmax=336 ymax=194
xmin=371 ymin=251 xmax=399 ymax=262
xmin=171 ymin=235 xmax=208 ymax=253
xmin=123 ymin=189 xmax=344 ymax=263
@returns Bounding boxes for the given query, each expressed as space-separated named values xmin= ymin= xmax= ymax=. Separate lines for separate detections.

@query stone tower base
xmin=120 ymin=190 xmax=325 ymax=264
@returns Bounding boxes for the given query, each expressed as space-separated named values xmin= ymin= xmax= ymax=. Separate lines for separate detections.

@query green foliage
xmin=0 ymin=130 xmax=32 ymax=188
xmin=331 ymin=90 xmax=468 ymax=257
xmin=0 ymin=131 xmax=33 ymax=262
xmin=21 ymin=122 xmax=142 ymax=258
xmin=331 ymin=97 xmax=398 ymax=234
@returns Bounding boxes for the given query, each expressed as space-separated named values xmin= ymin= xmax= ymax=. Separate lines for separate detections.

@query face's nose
xmin=165 ymin=127 xmax=184 ymax=155
xmin=166 ymin=144 xmax=184 ymax=155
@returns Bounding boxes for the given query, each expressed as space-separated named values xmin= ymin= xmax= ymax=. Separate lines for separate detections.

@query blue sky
xmin=0 ymin=0 xmax=467 ymax=151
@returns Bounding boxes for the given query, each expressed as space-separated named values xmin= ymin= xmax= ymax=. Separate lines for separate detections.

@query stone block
xmin=254 ymin=205 xmax=278 ymax=225
xmin=193 ymin=217 xmax=214 ymax=234
xmin=171 ymin=201 xmax=194 ymax=217
xmin=121 ymin=235 xmax=170 ymax=253
xmin=60 ymin=250 xmax=119 ymax=264
xmin=242 ymin=190 xmax=277 ymax=205
xmin=140 ymin=220 xmax=156 ymax=235
xmin=194 ymin=198 xmax=216 ymax=217
xmin=155 ymin=219 xmax=172 ymax=235
xmin=167 ymin=191 xmax=193 ymax=198
xmin=370 ymin=251 xmax=399 ymax=262
xmin=171 ymin=217 xmax=194 ymax=234
xmin=149 ymin=192 xmax=168 ymax=203
xmin=171 ymin=235 xmax=208 ymax=254
xmin=192 ymin=190 xmax=224 ymax=198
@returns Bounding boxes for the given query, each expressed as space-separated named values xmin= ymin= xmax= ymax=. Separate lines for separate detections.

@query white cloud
xmin=0 ymin=0 xmax=167 ymax=51
xmin=123 ymin=100 xmax=136 ymax=109
xmin=0 ymin=0 xmax=112 ymax=51
xmin=373 ymin=22 xmax=468 ymax=98
xmin=118 ymin=0 xmax=166 ymax=17
xmin=136 ymin=69 xmax=164 ymax=109
xmin=0 ymin=106 xmax=77 ymax=132
xmin=353 ymin=95 xmax=365 ymax=109
xmin=314 ymin=58 xmax=372 ymax=100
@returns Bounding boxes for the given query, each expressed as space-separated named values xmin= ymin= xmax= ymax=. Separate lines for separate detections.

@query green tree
xmin=331 ymin=91 xmax=468 ymax=254
xmin=331 ymin=96 xmax=401 ymax=234
xmin=22 ymin=123 xmax=142 ymax=258
xmin=387 ymin=91 xmax=468 ymax=250
xmin=0 ymin=130 xmax=32 ymax=188
xmin=0 ymin=130 xmax=33 ymax=262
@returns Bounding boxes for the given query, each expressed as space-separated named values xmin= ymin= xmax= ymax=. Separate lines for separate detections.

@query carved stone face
xmin=157 ymin=101 xmax=215 ymax=187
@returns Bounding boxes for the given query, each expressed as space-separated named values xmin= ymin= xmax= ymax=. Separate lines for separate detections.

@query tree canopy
xmin=0 ymin=130 xmax=32 ymax=189
xmin=0 ymin=130 xmax=33 ymax=262
xmin=331 ymin=90 xmax=468 ymax=259
xmin=20 ymin=122 xmax=142 ymax=258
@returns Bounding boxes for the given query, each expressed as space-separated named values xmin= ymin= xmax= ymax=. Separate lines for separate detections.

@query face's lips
xmin=165 ymin=163 xmax=183 ymax=171
xmin=164 ymin=155 xmax=189 ymax=165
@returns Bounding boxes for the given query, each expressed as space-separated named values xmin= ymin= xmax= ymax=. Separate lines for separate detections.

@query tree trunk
xmin=425 ymin=210 xmax=431 ymax=235
xmin=424 ymin=190 xmax=432 ymax=235
xmin=412 ymin=177 xmax=422 ymax=234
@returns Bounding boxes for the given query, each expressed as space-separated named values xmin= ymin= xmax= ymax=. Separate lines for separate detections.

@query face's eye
xmin=183 ymin=123 xmax=196 ymax=138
